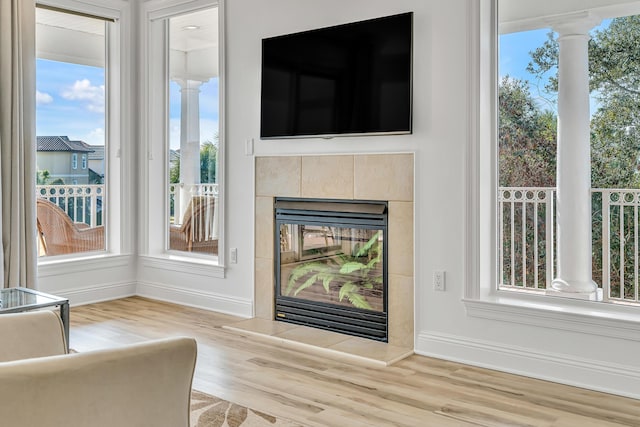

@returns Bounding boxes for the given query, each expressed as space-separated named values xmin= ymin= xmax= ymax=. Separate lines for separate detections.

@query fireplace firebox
xmin=274 ymin=198 xmax=388 ymax=341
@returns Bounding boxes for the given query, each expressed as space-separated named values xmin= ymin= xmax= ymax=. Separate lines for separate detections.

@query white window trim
xmin=463 ymin=0 xmax=640 ymax=340
xmin=140 ymin=0 xmax=225 ymax=271
xmin=37 ymin=0 xmax=133 ymax=266
xmin=82 ymin=154 xmax=87 ymax=169
xmin=71 ymin=153 xmax=78 ymax=169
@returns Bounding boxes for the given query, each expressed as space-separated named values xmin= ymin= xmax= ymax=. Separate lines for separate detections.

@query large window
xmin=166 ymin=8 xmax=219 ymax=257
xmin=497 ymin=0 xmax=640 ymax=304
xmin=35 ymin=7 xmax=108 ymax=257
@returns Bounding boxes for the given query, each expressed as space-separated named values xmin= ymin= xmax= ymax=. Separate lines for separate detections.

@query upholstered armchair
xmin=170 ymin=195 xmax=218 ymax=254
xmin=0 ymin=311 xmax=197 ymax=427
xmin=36 ymin=198 xmax=105 ymax=256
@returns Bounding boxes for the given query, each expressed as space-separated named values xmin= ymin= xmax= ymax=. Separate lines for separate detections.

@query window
xmin=144 ymin=1 xmax=225 ymax=269
xmin=36 ymin=6 xmax=109 ymax=257
xmin=166 ymin=7 xmax=220 ymax=258
xmin=495 ymin=0 xmax=640 ymax=304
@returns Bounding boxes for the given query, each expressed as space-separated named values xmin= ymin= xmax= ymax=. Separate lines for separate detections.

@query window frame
xmin=140 ymin=0 xmax=226 ymax=273
xmin=71 ymin=153 xmax=78 ymax=169
xmin=82 ymin=154 xmax=87 ymax=169
xmin=463 ymin=0 xmax=640 ymax=339
xmin=36 ymin=0 xmax=132 ymax=265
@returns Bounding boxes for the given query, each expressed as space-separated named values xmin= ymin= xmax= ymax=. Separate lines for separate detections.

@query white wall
xmin=221 ymin=0 xmax=452 ymax=323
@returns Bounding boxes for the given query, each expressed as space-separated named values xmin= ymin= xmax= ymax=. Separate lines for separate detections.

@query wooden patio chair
xmin=36 ymin=198 xmax=105 ymax=256
xmin=169 ymin=195 xmax=218 ymax=255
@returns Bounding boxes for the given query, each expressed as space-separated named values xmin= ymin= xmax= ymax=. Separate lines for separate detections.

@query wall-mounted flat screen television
xmin=260 ymin=12 xmax=413 ymax=139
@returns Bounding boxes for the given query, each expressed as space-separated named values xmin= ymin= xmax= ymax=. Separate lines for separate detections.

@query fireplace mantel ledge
xmin=223 ymin=318 xmax=413 ymax=367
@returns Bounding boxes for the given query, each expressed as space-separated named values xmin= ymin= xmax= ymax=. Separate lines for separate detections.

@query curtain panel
xmin=0 ymin=0 xmax=37 ymax=288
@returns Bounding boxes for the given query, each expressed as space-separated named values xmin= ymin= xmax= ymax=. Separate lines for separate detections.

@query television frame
xmin=260 ymin=12 xmax=414 ymax=140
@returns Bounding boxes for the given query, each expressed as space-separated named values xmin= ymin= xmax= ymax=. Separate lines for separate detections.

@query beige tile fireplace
xmin=253 ymin=153 xmax=414 ymax=349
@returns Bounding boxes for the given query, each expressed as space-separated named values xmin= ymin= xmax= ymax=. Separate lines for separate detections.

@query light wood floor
xmin=70 ymin=297 xmax=640 ymax=427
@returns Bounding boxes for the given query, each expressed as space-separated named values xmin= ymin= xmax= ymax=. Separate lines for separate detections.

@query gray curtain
xmin=0 ymin=0 xmax=37 ymax=289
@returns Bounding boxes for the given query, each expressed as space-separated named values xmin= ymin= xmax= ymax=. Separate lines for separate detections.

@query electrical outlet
xmin=230 ymin=248 xmax=238 ymax=264
xmin=433 ymin=270 xmax=446 ymax=291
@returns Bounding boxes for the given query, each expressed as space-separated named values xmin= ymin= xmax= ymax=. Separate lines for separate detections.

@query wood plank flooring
xmin=69 ymin=297 xmax=640 ymax=426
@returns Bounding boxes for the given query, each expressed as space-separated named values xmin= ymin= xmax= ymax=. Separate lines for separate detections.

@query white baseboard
xmin=135 ymin=280 xmax=253 ymax=318
xmin=416 ymin=331 xmax=640 ymax=400
xmin=50 ymin=281 xmax=137 ymax=306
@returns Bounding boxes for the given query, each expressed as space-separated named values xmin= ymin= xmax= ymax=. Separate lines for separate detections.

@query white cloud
xmin=36 ymin=90 xmax=53 ymax=105
xmin=86 ymin=128 xmax=105 ymax=145
xmin=61 ymin=79 xmax=105 ymax=113
xmin=169 ymin=119 xmax=181 ymax=150
xmin=200 ymin=119 xmax=219 ymax=143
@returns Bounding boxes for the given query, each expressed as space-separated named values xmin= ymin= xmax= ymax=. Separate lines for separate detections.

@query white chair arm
xmin=0 ymin=310 xmax=66 ymax=362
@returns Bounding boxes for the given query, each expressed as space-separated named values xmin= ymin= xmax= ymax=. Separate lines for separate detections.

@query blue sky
xmin=169 ymin=79 xmax=219 ymax=150
xmin=36 ymin=59 xmax=106 ymax=145
xmin=499 ymin=28 xmax=557 ymax=111
xmin=36 ymin=58 xmax=219 ymax=148
xmin=499 ymin=20 xmax=611 ymax=114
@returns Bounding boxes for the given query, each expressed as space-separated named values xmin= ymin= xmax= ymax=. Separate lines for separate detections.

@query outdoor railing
xmin=498 ymin=187 xmax=555 ymax=291
xmin=498 ymin=186 xmax=640 ymax=305
xmin=597 ymin=189 xmax=640 ymax=304
xmin=169 ymin=183 xmax=218 ymax=225
xmin=36 ymin=184 xmax=104 ymax=227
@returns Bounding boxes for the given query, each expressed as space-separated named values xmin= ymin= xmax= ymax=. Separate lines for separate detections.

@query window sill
xmin=38 ymin=253 xmax=132 ymax=277
xmin=140 ymin=254 xmax=225 ymax=278
xmin=463 ymin=290 xmax=640 ymax=342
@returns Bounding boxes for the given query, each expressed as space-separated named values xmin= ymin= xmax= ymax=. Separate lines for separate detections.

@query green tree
xmin=527 ymin=16 xmax=640 ymax=188
xmin=170 ymin=157 xmax=180 ymax=184
xmin=36 ymin=169 xmax=51 ymax=185
xmin=525 ymin=16 xmax=640 ymax=293
xmin=591 ymin=95 xmax=640 ymax=188
xmin=498 ymin=76 xmax=557 ymax=187
xmin=169 ymin=135 xmax=218 ymax=184
xmin=200 ymin=140 xmax=217 ymax=183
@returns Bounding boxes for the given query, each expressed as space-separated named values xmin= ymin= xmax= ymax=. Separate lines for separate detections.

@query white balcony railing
xmin=169 ymin=183 xmax=218 ymax=225
xmin=498 ymin=188 xmax=555 ymax=291
xmin=498 ymin=186 xmax=640 ymax=305
xmin=36 ymin=184 xmax=104 ymax=227
xmin=598 ymin=189 xmax=640 ymax=304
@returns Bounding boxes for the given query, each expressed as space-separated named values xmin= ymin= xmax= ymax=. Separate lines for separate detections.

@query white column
xmin=175 ymin=79 xmax=203 ymax=223
xmin=550 ymin=16 xmax=601 ymax=298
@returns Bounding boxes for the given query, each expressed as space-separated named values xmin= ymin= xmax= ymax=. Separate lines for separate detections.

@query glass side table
xmin=0 ymin=287 xmax=70 ymax=351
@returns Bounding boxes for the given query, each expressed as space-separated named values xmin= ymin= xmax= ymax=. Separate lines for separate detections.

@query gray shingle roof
xmin=37 ymin=136 xmax=95 ymax=153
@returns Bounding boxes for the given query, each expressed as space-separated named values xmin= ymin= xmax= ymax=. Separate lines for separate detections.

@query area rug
xmin=190 ymin=390 xmax=302 ymax=427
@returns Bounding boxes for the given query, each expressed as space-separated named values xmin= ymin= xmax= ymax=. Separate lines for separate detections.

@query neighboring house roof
xmin=37 ymin=136 xmax=95 ymax=153
xmin=88 ymin=168 xmax=104 ymax=181
xmin=87 ymin=145 xmax=105 ymax=160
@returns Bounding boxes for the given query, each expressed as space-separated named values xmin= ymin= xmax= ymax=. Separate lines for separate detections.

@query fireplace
xmin=274 ymin=198 xmax=388 ymax=341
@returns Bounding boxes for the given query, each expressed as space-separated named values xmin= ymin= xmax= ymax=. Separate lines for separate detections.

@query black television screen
xmin=260 ymin=12 xmax=413 ymax=139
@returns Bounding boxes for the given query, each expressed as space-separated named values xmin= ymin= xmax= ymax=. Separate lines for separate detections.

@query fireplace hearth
xmin=274 ymin=198 xmax=388 ymax=341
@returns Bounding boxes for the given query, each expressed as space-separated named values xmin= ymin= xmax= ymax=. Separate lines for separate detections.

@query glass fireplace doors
xmin=274 ymin=198 xmax=388 ymax=341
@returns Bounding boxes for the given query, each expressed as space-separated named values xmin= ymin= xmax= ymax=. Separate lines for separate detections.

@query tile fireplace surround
xmin=254 ymin=153 xmax=414 ymax=349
